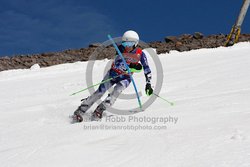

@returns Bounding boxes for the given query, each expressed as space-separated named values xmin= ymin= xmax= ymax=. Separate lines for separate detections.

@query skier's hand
xmin=129 ymin=63 xmax=142 ymax=73
xmin=145 ymin=83 xmax=153 ymax=96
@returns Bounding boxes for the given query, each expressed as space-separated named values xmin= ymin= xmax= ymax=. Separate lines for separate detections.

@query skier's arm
xmin=140 ymin=51 xmax=153 ymax=96
xmin=111 ymin=45 xmax=128 ymax=72
xmin=140 ymin=51 xmax=152 ymax=84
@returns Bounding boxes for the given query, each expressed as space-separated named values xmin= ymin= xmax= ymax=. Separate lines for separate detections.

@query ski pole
xmin=70 ymin=73 xmax=126 ymax=96
xmin=153 ymin=93 xmax=174 ymax=106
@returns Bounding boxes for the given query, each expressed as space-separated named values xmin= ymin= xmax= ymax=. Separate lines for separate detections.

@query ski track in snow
xmin=0 ymin=42 xmax=250 ymax=167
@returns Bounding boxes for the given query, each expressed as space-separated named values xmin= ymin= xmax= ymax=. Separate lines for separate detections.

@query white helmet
xmin=122 ymin=30 xmax=139 ymax=47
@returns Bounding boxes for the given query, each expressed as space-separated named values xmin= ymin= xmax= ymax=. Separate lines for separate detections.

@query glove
xmin=145 ymin=83 xmax=153 ymax=96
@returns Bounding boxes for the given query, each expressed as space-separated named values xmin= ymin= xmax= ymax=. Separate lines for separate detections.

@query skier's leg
xmin=104 ymin=79 xmax=130 ymax=107
xmin=75 ymin=72 xmax=114 ymax=114
xmin=92 ymin=79 xmax=131 ymax=119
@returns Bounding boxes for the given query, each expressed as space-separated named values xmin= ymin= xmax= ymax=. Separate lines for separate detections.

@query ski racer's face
xmin=122 ymin=41 xmax=136 ymax=52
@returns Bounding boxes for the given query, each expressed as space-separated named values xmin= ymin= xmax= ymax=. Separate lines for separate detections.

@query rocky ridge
xmin=1 ymin=33 xmax=250 ymax=71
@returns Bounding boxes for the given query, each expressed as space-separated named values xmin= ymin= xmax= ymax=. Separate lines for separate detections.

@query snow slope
xmin=1 ymin=42 xmax=250 ymax=167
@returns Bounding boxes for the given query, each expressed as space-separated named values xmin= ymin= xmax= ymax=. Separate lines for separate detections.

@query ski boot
xmin=91 ymin=104 xmax=106 ymax=121
xmin=72 ymin=107 xmax=85 ymax=122
xmin=72 ymin=98 xmax=89 ymax=123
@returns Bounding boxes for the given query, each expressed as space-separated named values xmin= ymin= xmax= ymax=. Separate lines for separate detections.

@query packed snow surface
xmin=1 ymin=42 xmax=250 ymax=167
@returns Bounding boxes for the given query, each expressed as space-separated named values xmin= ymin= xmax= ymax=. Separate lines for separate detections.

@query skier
xmin=73 ymin=30 xmax=153 ymax=122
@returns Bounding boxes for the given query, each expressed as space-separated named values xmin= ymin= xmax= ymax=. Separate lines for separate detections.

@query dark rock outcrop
xmin=1 ymin=33 xmax=250 ymax=72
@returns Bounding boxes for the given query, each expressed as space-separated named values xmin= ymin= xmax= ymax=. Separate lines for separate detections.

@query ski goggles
xmin=122 ymin=41 xmax=136 ymax=47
